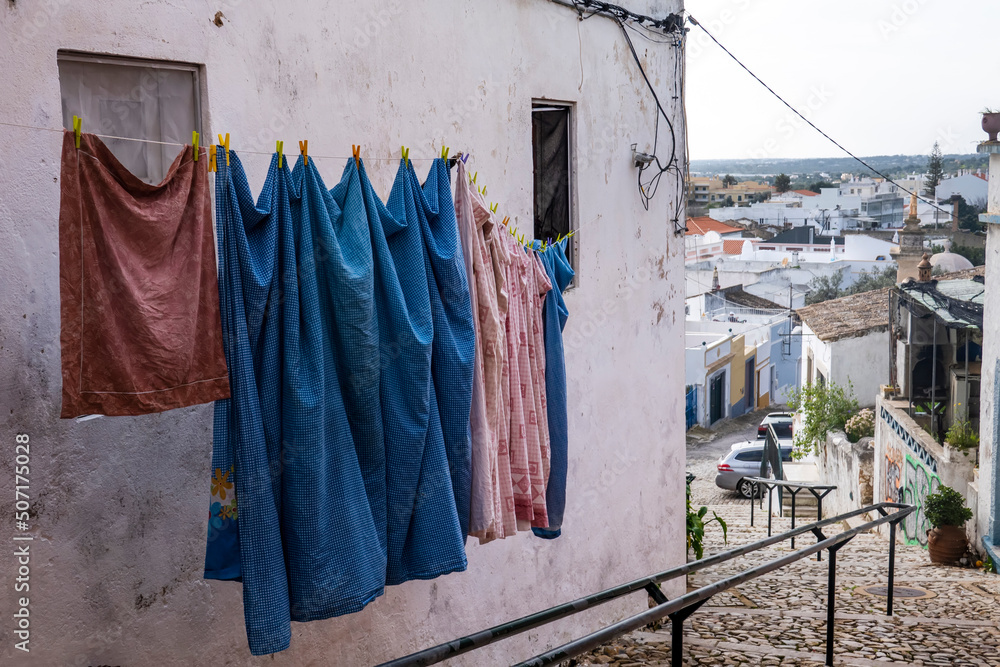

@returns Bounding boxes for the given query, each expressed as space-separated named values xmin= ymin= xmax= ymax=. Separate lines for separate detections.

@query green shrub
xmin=924 ymin=485 xmax=972 ymax=528
xmin=785 ymin=380 xmax=860 ymax=457
xmin=945 ymin=420 xmax=979 ymax=450
xmin=844 ymin=408 xmax=875 ymax=443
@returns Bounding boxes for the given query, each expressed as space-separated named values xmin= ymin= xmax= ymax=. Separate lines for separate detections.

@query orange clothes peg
xmin=299 ymin=140 xmax=308 ymax=166
xmin=352 ymin=144 xmax=361 ymax=168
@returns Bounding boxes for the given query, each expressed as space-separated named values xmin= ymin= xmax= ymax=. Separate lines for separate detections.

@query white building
xmin=0 ymin=2 xmax=688 ymax=664
xmin=795 ymin=289 xmax=893 ymax=407
xmin=936 ymin=173 xmax=989 ymax=207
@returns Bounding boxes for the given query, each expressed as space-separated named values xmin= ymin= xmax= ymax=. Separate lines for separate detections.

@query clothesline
xmin=0 ymin=119 xmax=441 ymax=160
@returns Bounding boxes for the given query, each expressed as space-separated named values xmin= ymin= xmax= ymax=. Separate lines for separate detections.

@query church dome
xmin=929 ymin=252 xmax=974 ymax=273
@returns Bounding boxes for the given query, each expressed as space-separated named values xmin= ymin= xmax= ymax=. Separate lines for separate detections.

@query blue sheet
xmin=380 ymin=159 xmax=467 ymax=584
xmin=532 ymin=238 xmax=574 ymax=539
xmin=205 ymin=151 xmax=387 ymax=655
xmin=418 ymin=159 xmax=475 ymax=538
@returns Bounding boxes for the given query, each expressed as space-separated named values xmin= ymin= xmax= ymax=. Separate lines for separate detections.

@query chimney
xmin=952 ymin=198 xmax=960 ymax=232
xmin=918 ymin=253 xmax=933 ymax=282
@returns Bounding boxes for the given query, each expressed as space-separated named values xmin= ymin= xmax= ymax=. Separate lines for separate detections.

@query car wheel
xmin=738 ymin=479 xmax=759 ymax=499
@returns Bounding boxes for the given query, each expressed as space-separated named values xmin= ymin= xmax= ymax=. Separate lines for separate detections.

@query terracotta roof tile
xmin=685 ymin=217 xmax=744 ymax=236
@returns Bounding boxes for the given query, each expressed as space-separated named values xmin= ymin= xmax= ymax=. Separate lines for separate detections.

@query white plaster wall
xmin=0 ymin=1 xmax=687 ymax=665
xmin=830 ymin=331 xmax=890 ymax=408
xmin=977 ymin=153 xmax=1000 ymax=543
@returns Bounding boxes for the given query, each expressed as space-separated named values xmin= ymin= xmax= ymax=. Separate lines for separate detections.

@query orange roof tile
xmin=685 ymin=217 xmax=743 ymax=236
xmin=723 ymin=239 xmax=748 ymax=255
xmin=792 ymin=189 xmax=819 ymax=196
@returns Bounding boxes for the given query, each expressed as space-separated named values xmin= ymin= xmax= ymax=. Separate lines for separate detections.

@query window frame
xmin=531 ymin=99 xmax=578 ymax=286
xmin=56 ymin=50 xmax=205 ymax=181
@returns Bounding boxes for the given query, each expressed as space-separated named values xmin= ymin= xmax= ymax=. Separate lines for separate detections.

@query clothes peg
xmin=401 ymin=146 xmax=410 ymax=167
xmin=299 ymin=140 xmax=308 ymax=166
xmin=209 ymin=145 xmax=217 ymax=172
xmin=490 ymin=202 xmax=498 ymax=213
xmin=472 ymin=171 xmax=478 ymax=184
xmin=352 ymin=144 xmax=361 ymax=168
xmin=501 ymin=216 xmax=510 ymax=227
xmin=276 ymin=141 xmax=284 ymax=168
xmin=192 ymin=131 xmax=199 ymax=161
xmin=441 ymin=146 xmax=449 ymax=160
xmin=218 ymin=133 xmax=230 ymax=165
xmin=72 ymin=115 xmax=82 ymax=149
xmin=461 ymin=153 xmax=470 ymax=164
xmin=482 ymin=185 xmax=487 ymax=197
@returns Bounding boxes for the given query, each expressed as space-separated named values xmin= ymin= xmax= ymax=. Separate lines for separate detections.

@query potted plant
xmin=982 ymin=107 xmax=1000 ymax=142
xmin=924 ymin=485 xmax=973 ymax=564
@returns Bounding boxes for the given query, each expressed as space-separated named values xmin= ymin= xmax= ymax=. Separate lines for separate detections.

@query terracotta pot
xmin=927 ymin=525 xmax=968 ymax=564
xmin=982 ymin=113 xmax=1000 ymax=142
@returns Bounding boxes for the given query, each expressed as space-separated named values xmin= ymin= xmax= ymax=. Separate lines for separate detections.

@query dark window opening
xmin=532 ymin=103 xmax=574 ymax=268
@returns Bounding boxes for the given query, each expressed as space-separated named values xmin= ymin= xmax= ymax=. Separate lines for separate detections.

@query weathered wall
xmin=0 ymin=1 xmax=687 ymax=664
xmin=978 ymin=151 xmax=1000 ymax=556
xmin=800 ymin=323 xmax=888 ymax=407
xmin=817 ymin=431 xmax=873 ymax=519
xmin=873 ymin=398 xmax=976 ymax=548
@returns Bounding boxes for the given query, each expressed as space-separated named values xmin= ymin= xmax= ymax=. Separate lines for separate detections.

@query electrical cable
xmin=687 ymin=15 xmax=957 ymax=220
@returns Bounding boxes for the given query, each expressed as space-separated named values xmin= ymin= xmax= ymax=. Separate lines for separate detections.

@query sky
xmin=684 ymin=0 xmax=1000 ymax=160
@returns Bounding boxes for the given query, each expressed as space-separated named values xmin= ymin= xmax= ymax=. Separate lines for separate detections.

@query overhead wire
xmin=686 ymin=15 xmax=957 ymax=220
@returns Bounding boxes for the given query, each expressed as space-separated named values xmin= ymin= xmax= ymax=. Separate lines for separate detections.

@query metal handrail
xmin=747 ymin=476 xmax=837 ymax=553
xmin=377 ymin=503 xmax=914 ymax=667
xmin=516 ymin=503 xmax=913 ymax=667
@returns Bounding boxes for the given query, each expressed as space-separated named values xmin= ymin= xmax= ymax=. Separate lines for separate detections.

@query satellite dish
xmin=781 ymin=257 xmax=789 ymax=267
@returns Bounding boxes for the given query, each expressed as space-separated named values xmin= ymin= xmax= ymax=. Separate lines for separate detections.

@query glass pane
xmin=58 ymin=58 xmax=198 ymax=184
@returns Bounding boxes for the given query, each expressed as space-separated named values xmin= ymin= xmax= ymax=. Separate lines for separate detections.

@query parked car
xmin=715 ymin=440 xmax=794 ymax=498
xmin=757 ymin=412 xmax=794 ymax=445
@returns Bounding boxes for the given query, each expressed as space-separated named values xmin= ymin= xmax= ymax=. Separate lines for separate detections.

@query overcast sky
xmin=684 ymin=0 xmax=1000 ymax=160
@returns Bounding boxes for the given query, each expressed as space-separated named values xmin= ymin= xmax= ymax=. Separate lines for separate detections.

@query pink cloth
xmin=529 ymin=254 xmax=553 ymax=513
xmin=58 ymin=131 xmax=230 ymax=417
xmin=454 ymin=161 xmax=501 ymax=537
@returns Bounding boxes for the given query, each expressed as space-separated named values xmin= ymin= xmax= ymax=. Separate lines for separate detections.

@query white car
xmin=757 ymin=412 xmax=794 ymax=446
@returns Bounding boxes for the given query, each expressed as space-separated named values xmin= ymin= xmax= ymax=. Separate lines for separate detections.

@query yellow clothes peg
xmin=192 ymin=131 xmax=199 ymax=161
xmin=209 ymin=145 xmax=217 ymax=172
xmin=401 ymin=146 xmax=410 ymax=167
xmin=72 ymin=115 xmax=82 ymax=149
xmin=441 ymin=146 xmax=449 ymax=160
xmin=299 ymin=140 xmax=308 ymax=166
xmin=489 ymin=202 xmax=498 ymax=213
xmin=218 ymin=133 xmax=230 ymax=165
xmin=276 ymin=141 xmax=284 ymax=168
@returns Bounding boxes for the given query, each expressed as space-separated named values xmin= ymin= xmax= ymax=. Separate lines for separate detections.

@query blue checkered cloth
xmin=380 ymin=159 xmax=467 ymax=584
xmin=205 ymin=151 xmax=387 ymax=656
xmin=532 ymin=238 xmax=574 ymax=539
xmin=417 ymin=159 xmax=475 ymax=538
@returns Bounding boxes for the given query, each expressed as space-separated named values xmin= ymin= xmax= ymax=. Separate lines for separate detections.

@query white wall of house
xmin=800 ymin=322 xmax=888 ymax=407
xmin=0 ymin=1 xmax=687 ymax=665
xmin=936 ymin=173 xmax=988 ymax=206
xmin=977 ymin=152 xmax=1000 ymax=556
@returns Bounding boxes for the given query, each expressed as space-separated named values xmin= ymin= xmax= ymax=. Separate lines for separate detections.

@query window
xmin=58 ymin=52 xmax=201 ymax=184
xmin=532 ymin=101 xmax=575 ymax=269
xmin=735 ymin=451 xmax=763 ymax=462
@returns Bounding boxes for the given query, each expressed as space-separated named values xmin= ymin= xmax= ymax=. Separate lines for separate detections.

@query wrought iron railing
xmin=378 ymin=503 xmax=915 ymax=667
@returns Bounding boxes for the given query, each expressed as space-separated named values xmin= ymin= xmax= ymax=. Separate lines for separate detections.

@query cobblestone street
xmin=569 ymin=430 xmax=1000 ymax=666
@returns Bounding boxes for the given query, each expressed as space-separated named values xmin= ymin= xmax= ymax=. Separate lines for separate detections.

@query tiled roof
xmin=795 ymin=289 xmax=891 ymax=342
xmin=792 ymin=190 xmax=819 ymax=197
xmin=686 ymin=217 xmax=744 ymax=236
xmin=723 ymin=239 xmax=749 ymax=255
xmin=724 ymin=288 xmax=784 ymax=310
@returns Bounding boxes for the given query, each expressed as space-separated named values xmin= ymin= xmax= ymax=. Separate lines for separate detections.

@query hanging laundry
xmin=476 ymin=191 xmax=519 ymax=541
xmin=453 ymin=159 xmax=502 ymax=538
xmin=57 ymin=131 xmax=230 ymax=417
xmin=527 ymin=251 xmax=553 ymax=524
xmin=532 ymin=238 xmax=574 ymax=539
xmin=381 ymin=158 xmax=467 ymax=584
xmin=205 ymin=151 xmax=386 ymax=656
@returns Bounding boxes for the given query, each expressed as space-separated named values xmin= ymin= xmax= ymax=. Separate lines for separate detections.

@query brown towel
xmin=58 ymin=130 xmax=230 ymax=417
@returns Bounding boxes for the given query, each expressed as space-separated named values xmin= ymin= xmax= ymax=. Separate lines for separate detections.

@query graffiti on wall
xmin=901 ymin=453 xmax=941 ymax=547
xmin=880 ymin=406 xmax=938 ymax=474
xmin=884 ymin=441 xmax=904 ymax=504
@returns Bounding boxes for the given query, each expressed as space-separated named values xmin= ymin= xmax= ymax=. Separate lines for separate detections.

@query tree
xmin=722 ymin=174 xmax=738 ymax=188
xmin=847 ymin=265 xmax=897 ymax=293
xmin=924 ymin=142 xmax=944 ymax=197
xmin=785 ymin=380 xmax=860 ymax=457
xmin=751 ymin=192 xmax=770 ymax=204
xmin=804 ymin=267 xmax=846 ymax=305
xmin=774 ymin=173 xmax=791 ymax=193
xmin=724 ymin=195 xmax=734 ymax=207
xmin=955 ymin=195 xmax=986 ymax=233
xmin=951 ymin=243 xmax=986 ymax=266
xmin=808 ymin=180 xmax=835 ymax=193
